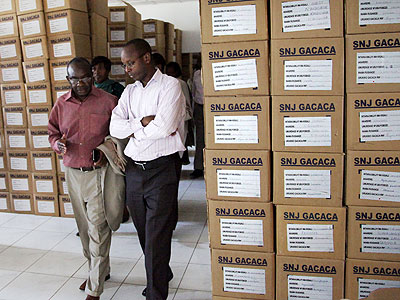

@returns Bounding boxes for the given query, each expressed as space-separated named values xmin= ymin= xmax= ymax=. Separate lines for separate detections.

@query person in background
xmin=166 ymin=61 xmax=193 ymax=165
xmin=91 ymin=56 xmax=125 ymax=99
xmin=152 ymin=52 xmax=166 ymax=73
xmin=190 ymin=62 xmax=204 ymax=178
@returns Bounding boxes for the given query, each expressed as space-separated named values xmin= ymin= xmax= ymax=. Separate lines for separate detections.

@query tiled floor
xmin=0 ymin=157 xmax=211 ymax=300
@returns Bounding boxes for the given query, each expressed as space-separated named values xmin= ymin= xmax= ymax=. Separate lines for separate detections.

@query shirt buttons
xmin=79 ymin=143 xmax=82 ymax=145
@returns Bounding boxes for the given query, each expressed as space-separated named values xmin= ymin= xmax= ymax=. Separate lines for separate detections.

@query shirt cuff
xmin=129 ymin=118 xmax=144 ymax=134
xmin=134 ymin=128 xmax=145 ymax=141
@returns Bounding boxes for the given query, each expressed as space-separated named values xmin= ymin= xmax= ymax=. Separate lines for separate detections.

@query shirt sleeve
xmin=134 ymin=80 xmax=185 ymax=141
xmin=109 ymin=86 xmax=144 ymax=139
xmin=48 ymin=104 xmax=62 ymax=154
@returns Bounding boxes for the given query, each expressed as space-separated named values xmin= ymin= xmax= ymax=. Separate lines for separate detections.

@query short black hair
xmin=152 ymin=53 xmax=166 ymax=71
xmin=67 ymin=57 xmax=92 ymax=76
xmin=91 ymin=56 xmax=111 ymax=72
xmin=125 ymin=39 xmax=152 ymax=57
xmin=166 ymin=62 xmax=182 ymax=78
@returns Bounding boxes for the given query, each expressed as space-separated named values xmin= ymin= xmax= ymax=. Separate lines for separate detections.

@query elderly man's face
xmin=67 ymin=63 xmax=93 ymax=99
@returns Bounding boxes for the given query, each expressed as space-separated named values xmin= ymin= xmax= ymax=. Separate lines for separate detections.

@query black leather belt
xmin=71 ymin=166 xmax=101 ymax=172
xmin=133 ymin=152 xmax=179 ymax=171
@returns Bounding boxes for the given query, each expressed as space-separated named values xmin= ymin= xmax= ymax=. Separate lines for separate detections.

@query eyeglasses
xmin=122 ymin=52 xmax=146 ymax=69
xmin=68 ymin=76 xmax=92 ymax=84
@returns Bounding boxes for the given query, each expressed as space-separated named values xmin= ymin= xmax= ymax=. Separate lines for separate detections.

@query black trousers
xmin=126 ymin=152 xmax=181 ymax=300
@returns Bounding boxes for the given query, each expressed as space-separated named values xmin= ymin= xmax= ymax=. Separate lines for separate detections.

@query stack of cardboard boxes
xmin=345 ymin=1 xmax=400 ymax=298
xmin=174 ymin=28 xmax=182 ymax=66
xmin=164 ymin=21 xmax=174 ymax=63
xmin=200 ymin=0 xmax=274 ymax=298
xmin=143 ymin=19 xmax=166 ymax=59
xmin=88 ymin=0 xmax=108 ymax=58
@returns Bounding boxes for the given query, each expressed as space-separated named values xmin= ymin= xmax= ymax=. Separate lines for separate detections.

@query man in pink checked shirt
xmin=110 ymin=39 xmax=186 ymax=300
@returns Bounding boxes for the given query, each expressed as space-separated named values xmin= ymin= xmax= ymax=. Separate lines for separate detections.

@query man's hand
xmin=93 ymin=150 xmax=107 ymax=167
xmin=57 ymin=133 xmax=67 ymax=154
xmin=141 ymin=115 xmax=155 ymax=127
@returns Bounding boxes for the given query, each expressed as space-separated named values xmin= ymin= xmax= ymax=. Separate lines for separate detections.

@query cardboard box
xmin=346 ymin=0 xmax=400 ymax=35
xmin=25 ymin=81 xmax=52 ymax=106
xmin=204 ymin=96 xmax=270 ymax=150
xmin=59 ymin=194 xmax=73 ymax=217
xmin=5 ymin=129 xmax=29 ymax=149
xmin=0 ymin=60 xmax=24 ymax=83
xmin=108 ymin=42 xmax=125 ymax=60
xmin=276 ymin=205 xmax=346 ymax=260
xmin=166 ymin=49 xmax=173 ymax=64
xmin=108 ymin=5 xmax=136 ymax=25
xmin=205 ymin=149 xmax=270 ymax=202
xmin=202 ymin=41 xmax=269 ymax=96
xmin=348 ymin=206 xmax=400 ymax=262
xmin=0 ymin=129 xmax=6 ymax=150
xmin=273 ymin=152 xmax=344 ymax=207
xmin=276 ymin=256 xmax=345 ymax=300
xmin=49 ymin=58 xmax=69 ymax=84
xmin=0 ymin=0 xmax=16 ymax=16
xmin=29 ymin=129 xmax=51 ymax=150
xmin=45 ymin=10 xmax=90 ymax=36
xmin=58 ymin=174 xmax=68 ymax=195
xmin=87 ymin=0 xmax=107 ymax=18
xmin=32 ymin=173 xmax=57 ymax=194
xmin=3 ymin=106 xmax=27 ymax=128
xmin=31 ymin=151 xmax=56 ymax=173
xmin=0 ymin=151 xmax=7 ymax=171
xmin=56 ymin=154 xmax=64 ymax=174
xmin=48 ymin=33 xmax=91 ymax=59
xmin=27 ymin=106 xmax=51 ymax=128
xmin=174 ymin=29 xmax=182 ymax=41
xmin=16 ymin=0 xmax=43 ymax=15
xmin=143 ymin=33 xmax=166 ymax=51
xmin=17 ymin=11 xmax=46 ymax=39
xmin=271 ymin=38 xmax=344 ymax=96
xmin=9 ymin=172 xmax=32 ymax=193
xmin=21 ymin=35 xmax=49 ymax=61
xmin=7 ymin=150 xmax=31 ymax=172
xmin=1 ymin=83 xmax=26 ymax=106
xmin=11 ymin=193 xmax=33 ymax=213
xmin=143 ymin=19 xmax=164 ymax=34
xmin=271 ymin=0 xmax=343 ymax=39
xmin=200 ymin=0 xmax=268 ymax=44
xmin=271 ymin=96 xmax=344 ymax=153
xmin=346 ymin=151 xmax=400 ymax=207
xmin=0 ymin=14 xmax=19 ymax=39
xmin=208 ymin=200 xmax=274 ymax=253
xmin=346 ymin=33 xmax=400 ymax=93
xmin=0 ymin=37 xmax=21 ymax=61
xmin=164 ymin=22 xmax=174 ymax=50
xmin=23 ymin=59 xmax=50 ymax=83
xmin=0 ymin=172 xmax=8 ymax=191
xmin=34 ymin=193 xmax=59 ymax=216
xmin=44 ymin=0 xmax=87 ymax=13
xmin=345 ymin=259 xmax=400 ymax=300
xmin=0 ymin=192 xmax=11 ymax=212
xmin=51 ymin=82 xmax=70 ymax=101
xmin=133 ymin=25 xmax=142 ymax=39
xmin=347 ymin=92 xmax=400 ymax=151
xmin=110 ymin=60 xmax=125 ymax=78
xmin=108 ymin=24 xmax=137 ymax=42
xmin=211 ymin=249 xmax=275 ymax=299
xmin=89 ymin=12 xmax=107 ymax=58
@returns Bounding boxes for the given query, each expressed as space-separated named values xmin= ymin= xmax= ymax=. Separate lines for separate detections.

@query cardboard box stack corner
xmin=344 ymin=1 xmax=400 ymax=299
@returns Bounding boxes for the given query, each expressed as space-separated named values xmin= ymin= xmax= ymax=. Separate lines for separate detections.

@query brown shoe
xmin=79 ymin=274 xmax=110 ymax=291
xmin=85 ymin=296 xmax=99 ymax=300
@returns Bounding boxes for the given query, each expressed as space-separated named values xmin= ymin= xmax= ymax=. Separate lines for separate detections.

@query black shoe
xmin=76 ymin=232 xmax=80 ymax=237
xmin=189 ymin=169 xmax=203 ymax=179
xmin=142 ymin=272 xmax=173 ymax=297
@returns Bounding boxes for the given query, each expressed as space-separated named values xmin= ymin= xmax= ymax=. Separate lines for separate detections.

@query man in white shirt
xmin=109 ymin=39 xmax=185 ymax=300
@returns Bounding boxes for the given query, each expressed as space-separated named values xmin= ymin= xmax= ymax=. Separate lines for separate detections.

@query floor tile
xmin=112 ymin=222 xmax=137 ymax=239
xmin=173 ymin=215 xmax=205 ymax=243
xmin=173 ymin=289 xmax=212 ymax=300
xmin=13 ymin=230 xmax=69 ymax=251
xmin=0 ymin=213 xmax=17 ymax=226
xmin=0 ymin=247 xmax=46 ymax=271
xmin=181 ymin=189 xmax=206 ymax=202
xmin=178 ymin=200 xmax=207 ymax=213
xmin=109 ymin=236 xmax=143 ymax=259
xmin=190 ymin=243 xmax=211 ymax=265
xmin=198 ymin=225 xmax=209 ymax=244
xmin=0 ymin=227 xmax=31 ymax=246
xmin=179 ymin=264 xmax=212 ymax=292
xmin=52 ymin=232 xmax=84 ymax=254
xmin=0 ymin=214 xmax=51 ymax=230
xmin=170 ymin=242 xmax=196 ymax=264
xmin=35 ymin=217 xmax=77 ymax=233
xmin=0 ymin=269 xmax=21 ymax=290
xmin=111 ymin=284 xmax=175 ymax=300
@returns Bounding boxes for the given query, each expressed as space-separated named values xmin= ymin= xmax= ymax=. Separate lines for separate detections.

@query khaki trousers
xmin=65 ymin=166 xmax=111 ymax=297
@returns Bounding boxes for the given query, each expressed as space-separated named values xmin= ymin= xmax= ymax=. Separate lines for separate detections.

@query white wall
xmin=126 ymin=1 xmax=201 ymax=53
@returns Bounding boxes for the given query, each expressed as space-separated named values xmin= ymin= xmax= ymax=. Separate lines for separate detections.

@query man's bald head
xmin=124 ymin=39 xmax=152 ymax=59
xmin=67 ymin=57 xmax=92 ymax=76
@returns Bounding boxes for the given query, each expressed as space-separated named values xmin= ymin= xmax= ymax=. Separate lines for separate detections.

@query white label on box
xmin=360 ymin=110 xmax=400 ymax=142
xmin=0 ymin=178 xmax=5 ymax=189
xmin=28 ymin=90 xmax=47 ymax=104
xmin=214 ymin=115 xmax=258 ymax=144
xmin=287 ymin=224 xmax=334 ymax=252
xmin=6 ymin=112 xmax=23 ymax=126
xmin=220 ymin=218 xmax=263 ymax=246
xmin=284 ymin=169 xmax=331 ymax=198
xmin=2 ymin=68 xmax=20 ymax=82
xmin=359 ymin=0 xmax=400 ymax=25
xmin=49 ymin=18 xmax=68 ymax=33
xmin=223 ymin=266 xmax=265 ymax=294
xmin=31 ymin=113 xmax=48 ymax=127
xmin=47 ymin=0 xmax=65 ymax=9
xmin=0 ymin=157 xmax=4 ymax=169
xmin=27 ymin=67 xmax=45 ymax=82
xmin=59 ymin=159 xmax=65 ymax=173
xmin=357 ymin=52 xmax=400 ymax=84
xmin=111 ymin=64 xmax=124 ymax=76
xmin=212 ymin=5 xmax=257 ymax=36
xmin=56 ymin=91 xmax=66 ymax=99
xmin=33 ymin=135 xmax=50 ymax=148
xmin=212 ymin=58 xmax=258 ymax=91
xmin=285 ymin=60 xmax=333 ymax=90
xmin=217 ymin=169 xmax=261 ymax=198
xmin=34 ymin=157 xmax=52 ymax=171
xmin=0 ymin=44 xmax=16 ymax=59
xmin=361 ymin=170 xmax=400 ymax=202
xmin=62 ymin=181 xmax=68 ymax=194
xmin=143 ymin=23 xmax=156 ymax=33
xmin=19 ymin=0 xmax=37 ymax=12
xmin=0 ymin=0 xmax=12 ymax=12
xmin=37 ymin=201 xmax=55 ymax=213
xmin=22 ymin=20 xmax=41 ymax=36
xmin=284 ymin=116 xmax=332 ymax=147
xmin=4 ymin=91 xmax=22 ymax=104
xmin=145 ymin=37 xmax=156 ymax=47
xmin=25 ymin=43 xmax=43 ymax=59
xmin=110 ymin=47 xmax=123 ymax=58
xmin=110 ymin=12 xmax=125 ymax=23
xmin=282 ymin=0 xmax=331 ymax=32
xmin=12 ymin=178 xmax=29 ymax=191
xmin=36 ymin=180 xmax=53 ymax=193
xmin=0 ymin=22 xmax=14 ymax=37
xmin=0 ymin=197 xmax=7 ymax=210
xmin=362 ymin=224 xmax=400 ymax=254
xmin=111 ymin=30 xmax=125 ymax=41
xmin=53 ymin=66 xmax=67 ymax=81
xmin=10 ymin=157 xmax=27 ymax=170
xmin=288 ymin=275 xmax=333 ymax=300
xmin=53 ymin=42 xmax=72 ymax=58
xmin=359 ymin=278 xmax=400 ymax=300
xmin=9 ymin=136 xmax=26 ymax=148
xmin=14 ymin=199 xmax=30 ymax=211
xmin=64 ymin=202 xmax=73 ymax=214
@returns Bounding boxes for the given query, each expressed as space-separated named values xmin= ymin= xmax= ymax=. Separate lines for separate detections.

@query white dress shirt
xmin=192 ymin=69 xmax=204 ymax=105
xmin=110 ymin=69 xmax=186 ymax=161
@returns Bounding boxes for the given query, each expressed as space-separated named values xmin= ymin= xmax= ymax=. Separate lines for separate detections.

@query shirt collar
xmin=63 ymin=85 xmax=100 ymax=102
xmin=134 ymin=68 xmax=161 ymax=88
